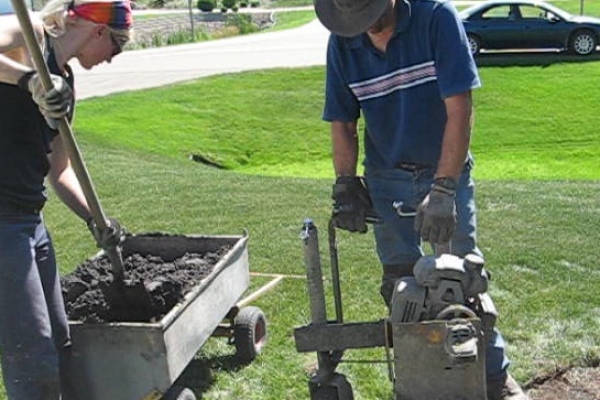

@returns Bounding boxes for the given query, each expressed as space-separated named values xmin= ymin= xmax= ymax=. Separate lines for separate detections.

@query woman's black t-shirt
xmin=0 ymin=35 xmax=74 ymax=211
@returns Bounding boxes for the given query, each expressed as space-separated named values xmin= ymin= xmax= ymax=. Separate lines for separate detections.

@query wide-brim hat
xmin=315 ymin=0 xmax=390 ymax=37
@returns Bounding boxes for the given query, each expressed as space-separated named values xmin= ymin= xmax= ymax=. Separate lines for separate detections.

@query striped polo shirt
xmin=323 ymin=0 xmax=480 ymax=169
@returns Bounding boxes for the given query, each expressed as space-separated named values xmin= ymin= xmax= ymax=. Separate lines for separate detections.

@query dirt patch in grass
xmin=526 ymin=365 xmax=600 ymax=400
xmin=61 ymin=246 xmax=231 ymax=323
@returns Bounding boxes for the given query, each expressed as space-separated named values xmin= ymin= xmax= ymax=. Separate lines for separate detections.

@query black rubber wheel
xmin=162 ymin=385 xmax=196 ymax=400
xmin=233 ymin=306 xmax=267 ymax=363
xmin=569 ymin=30 xmax=598 ymax=55
xmin=467 ymin=33 xmax=481 ymax=55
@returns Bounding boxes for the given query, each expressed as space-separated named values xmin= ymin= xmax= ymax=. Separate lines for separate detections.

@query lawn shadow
xmin=170 ymin=353 xmax=248 ymax=399
xmin=474 ymin=50 xmax=600 ymax=67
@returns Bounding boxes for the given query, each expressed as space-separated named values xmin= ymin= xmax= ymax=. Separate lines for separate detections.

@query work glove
xmin=414 ymin=177 xmax=457 ymax=245
xmin=331 ymin=176 xmax=373 ymax=234
xmin=18 ymin=71 xmax=73 ymax=127
xmin=86 ymin=217 xmax=126 ymax=250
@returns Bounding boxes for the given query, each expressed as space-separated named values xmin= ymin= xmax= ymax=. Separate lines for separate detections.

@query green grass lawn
xmin=270 ymin=9 xmax=316 ymax=30
xmin=74 ymin=62 xmax=600 ymax=181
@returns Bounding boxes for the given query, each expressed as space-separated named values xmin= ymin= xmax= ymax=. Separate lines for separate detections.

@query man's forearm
xmin=331 ymin=120 xmax=359 ymax=177
xmin=436 ymin=92 xmax=473 ymax=180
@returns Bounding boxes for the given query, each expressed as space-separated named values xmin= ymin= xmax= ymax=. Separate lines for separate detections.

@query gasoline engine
xmin=389 ymin=251 xmax=497 ymax=400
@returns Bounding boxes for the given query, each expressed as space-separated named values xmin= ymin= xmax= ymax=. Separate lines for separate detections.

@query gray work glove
xmin=18 ymin=71 xmax=73 ymax=127
xmin=86 ymin=217 xmax=126 ymax=249
xmin=414 ymin=177 xmax=457 ymax=244
xmin=332 ymin=176 xmax=373 ymax=234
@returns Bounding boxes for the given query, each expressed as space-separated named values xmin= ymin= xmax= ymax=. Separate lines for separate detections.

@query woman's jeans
xmin=365 ymin=163 xmax=509 ymax=382
xmin=0 ymin=208 xmax=71 ymax=400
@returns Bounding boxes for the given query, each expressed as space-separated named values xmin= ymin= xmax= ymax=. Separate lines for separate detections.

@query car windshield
xmin=458 ymin=3 xmax=482 ymax=19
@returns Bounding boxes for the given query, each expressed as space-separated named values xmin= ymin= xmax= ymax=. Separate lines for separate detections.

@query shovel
xmin=10 ymin=0 xmax=127 ymax=283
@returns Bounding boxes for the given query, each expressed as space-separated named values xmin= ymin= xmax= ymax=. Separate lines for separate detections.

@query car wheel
xmin=569 ymin=30 xmax=598 ymax=55
xmin=467 ymin=34 xmax=481 ymax=55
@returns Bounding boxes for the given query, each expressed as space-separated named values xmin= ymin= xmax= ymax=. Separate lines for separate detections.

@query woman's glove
xmin=18 ymin=71 xmax=73 ymax=126
xmin=414 ymin=177 xmax=457 ymax=244
xmin=86 ymin=217 xmax=126 ymax=249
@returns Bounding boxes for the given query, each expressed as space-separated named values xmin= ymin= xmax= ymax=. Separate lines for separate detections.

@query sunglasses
xmin=109 ymin=31 xmax=123 ymax=57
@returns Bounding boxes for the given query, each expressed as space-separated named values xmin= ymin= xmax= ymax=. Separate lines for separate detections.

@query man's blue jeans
xmin=0 ymin=209 xmax=71 ymax=400
xmin=364 ymin=162 xmax=509 ymax=382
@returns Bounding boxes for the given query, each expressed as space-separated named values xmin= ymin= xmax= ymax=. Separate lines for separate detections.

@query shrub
xmin=197 ymin=0 xmax=215 ymax=12
xmin=222 ymin=0 xmax=236 ymax=9
xmin=239 ymin=2 xmax=248 ymax=7
xmin=220 ymin=6 xmax=228 ymax=12
xmin=250 ymin=0 xmax=259 ymax=7
xmin=226 ymin=14 xmax=258 ymax=34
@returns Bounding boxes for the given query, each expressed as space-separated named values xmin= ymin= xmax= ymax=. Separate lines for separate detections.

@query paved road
xmin=74 ymin=2 xmax=481 ymax=99
xmin=74 ymin=17 xmax=329 ymax=99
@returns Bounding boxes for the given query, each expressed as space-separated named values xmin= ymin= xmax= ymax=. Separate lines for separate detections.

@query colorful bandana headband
xmin=69 ymin=1 xmax=133 ymax=30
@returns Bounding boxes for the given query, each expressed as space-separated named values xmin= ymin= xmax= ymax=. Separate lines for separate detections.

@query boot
xmin=487 ymin=373 xmax=530 ymax=400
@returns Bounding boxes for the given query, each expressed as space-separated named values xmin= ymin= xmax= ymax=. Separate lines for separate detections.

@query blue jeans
xmin=0 ymin=209 xmax=71 ymax=400
xmin=364 ymin=163 xmax=509 ymax=382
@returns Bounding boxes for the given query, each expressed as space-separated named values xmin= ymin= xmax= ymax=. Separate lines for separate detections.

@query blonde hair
xmin=40 ymin=0 xmax=132 ymax=46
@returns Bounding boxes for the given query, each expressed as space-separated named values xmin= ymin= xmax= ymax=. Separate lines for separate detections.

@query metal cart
xmin=65 ymin=233 xmax=270 ymax=400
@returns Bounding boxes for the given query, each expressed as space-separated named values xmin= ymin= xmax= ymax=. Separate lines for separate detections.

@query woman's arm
xmin=0 ymin=14 xmax=44 ymax=84
xmin=47 ymin=134 xmax=91 ymax=221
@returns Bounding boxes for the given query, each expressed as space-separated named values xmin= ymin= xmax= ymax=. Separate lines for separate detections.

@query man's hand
xmin=414 ymin=177 xmax=457 ymax=244
xmin=332 ymin=176 xmax=373 ymax=233
xmin=86 ymin=217 xmax=126 ymax=249
xmin=18 ymin=71 xmax=73 ymax=126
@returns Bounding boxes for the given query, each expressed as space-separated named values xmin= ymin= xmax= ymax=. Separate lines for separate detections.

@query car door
xmin=473 ymin=4 xmax=523 ymax=50
xmin=516 ymin=4 xmax=570 ymax=49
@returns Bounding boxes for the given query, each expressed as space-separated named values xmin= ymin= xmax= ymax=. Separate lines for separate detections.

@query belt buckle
xmin=397 ymin=162 xmax=423 ymax=172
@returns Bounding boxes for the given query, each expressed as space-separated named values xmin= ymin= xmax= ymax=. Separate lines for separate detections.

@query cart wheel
xmin=233 ymin=306 xmax=267 ymax=363
xmin=162 ymin=385 xmax=196 ymax=400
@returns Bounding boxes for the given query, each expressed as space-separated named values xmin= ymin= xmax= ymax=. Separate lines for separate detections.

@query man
xmin=315 ymin=0 xmax=529 ymax=398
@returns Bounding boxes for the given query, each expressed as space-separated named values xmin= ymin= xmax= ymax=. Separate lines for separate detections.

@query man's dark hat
xmin=314 ymin=0 xmax=390 ymax=37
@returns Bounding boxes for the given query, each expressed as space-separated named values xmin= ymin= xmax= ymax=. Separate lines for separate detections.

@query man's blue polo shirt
xmin=323 ymin=0 xmax=481 ymax=169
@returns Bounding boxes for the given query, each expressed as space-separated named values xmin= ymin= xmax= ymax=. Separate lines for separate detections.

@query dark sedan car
xmin=460 ymin=0 xmax=600 ymax=55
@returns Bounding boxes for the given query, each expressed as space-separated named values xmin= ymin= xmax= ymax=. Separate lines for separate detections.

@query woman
xmin=0 ymin=0 xmax=132 ymax=398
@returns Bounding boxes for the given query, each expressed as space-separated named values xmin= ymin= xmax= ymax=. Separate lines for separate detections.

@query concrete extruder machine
xmin=294 ymin=216 xmax=498 ymax=400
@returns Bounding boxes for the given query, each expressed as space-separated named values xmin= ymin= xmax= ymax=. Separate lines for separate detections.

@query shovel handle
xmin=10 ymin=0 xmax=125 ymax=280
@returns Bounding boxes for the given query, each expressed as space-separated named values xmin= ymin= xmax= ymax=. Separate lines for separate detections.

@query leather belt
xmin=394 ymin=162 xmax=429 ymax=172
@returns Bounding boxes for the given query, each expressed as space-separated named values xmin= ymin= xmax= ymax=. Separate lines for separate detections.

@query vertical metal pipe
xmin=300 ymin=219 xmax=328 ymax=325
xmin=187 ymin=0 xmax=195 ymax=39
xmin=327 ymin=219 xmax=343 ymax=323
